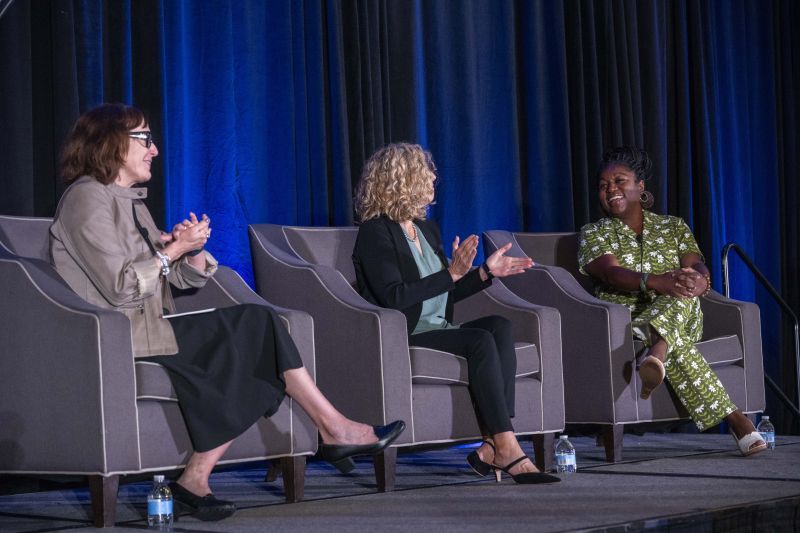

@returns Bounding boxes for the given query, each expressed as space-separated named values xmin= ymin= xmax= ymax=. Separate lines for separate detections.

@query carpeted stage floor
xmin=1 ymin=433 xmax=799 ymax=532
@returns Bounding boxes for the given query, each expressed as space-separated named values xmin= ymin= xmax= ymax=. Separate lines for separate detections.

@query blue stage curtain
xmin=1 ymin=0 xmax=798 ymax=430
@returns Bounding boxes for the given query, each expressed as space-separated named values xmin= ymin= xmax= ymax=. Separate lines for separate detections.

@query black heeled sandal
xmin=318 ymin=420 xmax=406 ymax=474
xmin=467 ymin=440 xmax=496 ymax=477
xmin=492 ymin=456 xmax=560 ymax=484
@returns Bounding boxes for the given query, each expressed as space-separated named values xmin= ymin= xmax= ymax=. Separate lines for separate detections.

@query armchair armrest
xmin=492 ymin=266 xmax=637 ymax=423
xmin=249 ymin=227 xmax=413 ymax=441
xmin=0 ymin=253 xmax=140 ymax=475
xmin=453 ymin=282 xmax=565 ymax=429
xmin=171 ymin=266 xmax=316 ymax=372
xmin=701 ymin=291 xmax=765 ymax=412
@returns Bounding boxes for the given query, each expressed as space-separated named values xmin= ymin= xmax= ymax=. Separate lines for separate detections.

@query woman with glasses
xmin=49 ymin=103 xmax=405 ymax=521
xmin=352 ymin=143 xmax=559 ymax=484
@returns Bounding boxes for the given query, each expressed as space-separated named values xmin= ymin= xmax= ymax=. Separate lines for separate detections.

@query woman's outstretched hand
xmin=484 ymin=243 xmax=534 ymax=278
xmin=448 ymin=234 xmax=478 ymax=282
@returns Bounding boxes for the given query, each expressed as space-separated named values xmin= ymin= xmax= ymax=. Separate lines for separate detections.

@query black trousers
xmin=409 ymin=315 xmax=516 ymax=435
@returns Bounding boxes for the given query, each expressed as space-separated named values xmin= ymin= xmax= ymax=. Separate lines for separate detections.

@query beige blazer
xmin=49 ymin=176 xmax=219 ymax=357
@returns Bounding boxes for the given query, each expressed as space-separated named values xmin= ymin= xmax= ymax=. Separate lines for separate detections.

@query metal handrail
xmin=722 ymin=243 xmax=800 ymax=420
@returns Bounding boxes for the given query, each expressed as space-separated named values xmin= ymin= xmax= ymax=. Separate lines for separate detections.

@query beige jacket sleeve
xmin=53 ymin=183 xmax=162 ymax=307
xmin=168 ymin=251 xmax=219 ymax=288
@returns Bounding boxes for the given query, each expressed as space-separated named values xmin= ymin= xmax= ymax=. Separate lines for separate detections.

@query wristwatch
xmin=155 ymin=251 xmax=171 ymax=276
xmin=639 ymin=272 xmax=650 ymax=294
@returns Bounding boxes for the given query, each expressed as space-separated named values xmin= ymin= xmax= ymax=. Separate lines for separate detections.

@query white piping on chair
xmin=253 ymin=226 xmax=415 ymax=442
xmin=485 ymin=232 xmax=612 ymax=426
xmin=0 ymin=258 xmax=144 ymax=473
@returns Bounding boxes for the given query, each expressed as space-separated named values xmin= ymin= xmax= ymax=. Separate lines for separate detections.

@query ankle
xmin=177 ymin=472 xmax=209 ymax=495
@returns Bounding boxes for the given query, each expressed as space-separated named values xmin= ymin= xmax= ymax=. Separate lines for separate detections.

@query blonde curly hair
xmin=355 ymin=143 xmax=437 ymax=222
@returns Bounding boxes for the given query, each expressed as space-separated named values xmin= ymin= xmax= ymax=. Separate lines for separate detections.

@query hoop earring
xmin=640 ymin=190 xmax=654 ymax=209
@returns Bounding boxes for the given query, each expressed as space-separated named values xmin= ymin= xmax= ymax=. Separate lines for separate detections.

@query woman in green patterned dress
xmin=578 ymin=146 xmax=766 ymax=456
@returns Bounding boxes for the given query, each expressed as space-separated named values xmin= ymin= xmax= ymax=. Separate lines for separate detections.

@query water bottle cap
xmin=560 ymin=435 xmax=568 ymax=439
xmin=762 ymin=416 xmax=769 ymax=420
xmin=153 ymin=475 xmax=165 ymax=482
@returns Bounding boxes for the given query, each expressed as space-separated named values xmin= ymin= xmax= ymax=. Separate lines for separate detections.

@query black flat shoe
xmin=169 ymin=482 xmax=236 ymax=521
xmin=467 ymin=440 xmax=496 ymax=477
xmin=319 ymin=420 xmax=406 ymax=473
xmin=492 ymin=456 xmax=561 ymax=484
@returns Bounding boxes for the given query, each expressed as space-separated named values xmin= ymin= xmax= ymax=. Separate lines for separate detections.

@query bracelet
xmin=481 ymin=261 xmax=495 ymax=280
xmin=155 ymin=251 xmax=171 ymax=276
xmin=186 ymin=248 xmax=204 ymax=257
xmin=639 ymin=272 xmax=650 ymax=294
xmin=701 ymin=273 xmax=712 ymax=296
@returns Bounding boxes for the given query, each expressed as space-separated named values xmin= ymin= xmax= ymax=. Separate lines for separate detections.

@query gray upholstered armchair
xmin=0 ymin=215 xmax=317 ymax=527
xmin=483 ymin=230 xmax=766 ymax=462
xmin=248 ymin=224 xmax=565 ymax=490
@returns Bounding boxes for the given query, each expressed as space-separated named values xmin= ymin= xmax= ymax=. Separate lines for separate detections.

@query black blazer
xmin=352 ymin=215 xmax=491 ymax=335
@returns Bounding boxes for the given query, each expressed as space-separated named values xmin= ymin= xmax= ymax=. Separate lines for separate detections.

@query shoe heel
xmin=331 ymin=457 xmax=356 ymax=474
xmin=494 ymin=469 xmax=502 ymax=483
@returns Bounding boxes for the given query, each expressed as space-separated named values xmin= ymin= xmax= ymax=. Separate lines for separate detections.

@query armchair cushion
xmin=632 ymin=334 xmax=743 ymax=367
xmin=410 ymin=342 xmax=540 ymax=386
xmin=135 ymin=360 xmax=178 ymax=401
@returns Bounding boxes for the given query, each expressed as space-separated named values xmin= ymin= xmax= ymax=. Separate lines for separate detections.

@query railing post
xmin=722 ymin=242 xmax=800 ymax=417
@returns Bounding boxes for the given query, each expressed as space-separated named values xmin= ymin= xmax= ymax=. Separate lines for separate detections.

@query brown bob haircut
xmin=60 ymin=103 xmax=148 ymax=184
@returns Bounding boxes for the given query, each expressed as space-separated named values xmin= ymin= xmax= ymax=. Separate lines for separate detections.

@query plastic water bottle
xmin=147 ymin=475 xmax=173 ymax=529
xmin=757 ymin=416 xmax=776 ymax=450
xmin=554 ymin=435 xmax=577 ymax=474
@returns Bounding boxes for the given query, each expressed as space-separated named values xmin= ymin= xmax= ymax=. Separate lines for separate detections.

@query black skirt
xmin=147 ymin=303 xmax=303 ymax=453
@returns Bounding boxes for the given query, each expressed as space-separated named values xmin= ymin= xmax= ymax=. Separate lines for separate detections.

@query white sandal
xmin=638 ymin=356 xmax=665 ymax=400
xmin=731 ymin=430 xmax=767 ymax=456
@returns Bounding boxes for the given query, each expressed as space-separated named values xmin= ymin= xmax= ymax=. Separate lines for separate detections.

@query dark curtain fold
xmin=1 ymin=0 xmax=798 ymax=432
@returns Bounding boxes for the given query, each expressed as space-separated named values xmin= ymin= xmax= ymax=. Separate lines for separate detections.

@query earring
xmin=640 ymin=190 xmax=654 ymax=209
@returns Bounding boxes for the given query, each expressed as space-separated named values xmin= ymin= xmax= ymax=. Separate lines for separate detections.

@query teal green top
xmin=406 ymin=225 xmax=457 ymax=335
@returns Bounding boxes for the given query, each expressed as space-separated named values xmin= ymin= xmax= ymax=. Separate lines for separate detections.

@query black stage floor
xmin=1 ymin=433 xmax=798 ymax=532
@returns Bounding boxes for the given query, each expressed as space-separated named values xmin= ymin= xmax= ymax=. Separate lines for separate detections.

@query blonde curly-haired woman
xmin=352 ymin=143 xmax=559 ymax=484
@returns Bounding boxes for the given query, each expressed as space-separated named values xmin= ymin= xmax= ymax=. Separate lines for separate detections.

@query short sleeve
xmin=673 ymin=217 xmax=703 ymax=261
xmin=578 ymin=220 xmax=616 ymax=275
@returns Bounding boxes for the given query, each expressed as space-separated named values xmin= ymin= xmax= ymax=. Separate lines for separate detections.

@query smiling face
xmin=598 ymin=163 xmax=645 ymax=218
xmin=116 ymin=123 xmax=158 ymax=187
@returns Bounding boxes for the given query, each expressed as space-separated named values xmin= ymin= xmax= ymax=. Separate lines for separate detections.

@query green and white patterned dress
xmin=578 ymin=210 xmax=736 ymax=430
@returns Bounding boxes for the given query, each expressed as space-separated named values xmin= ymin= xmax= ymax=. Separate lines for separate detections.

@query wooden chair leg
xmin=280 ymin=455 xmax=306 ymax=503
xmin=265 ymin=459 xmax=281 ymax=482
xmin=88 ymin=474 xmax=119 ymax=527
xmin=602 ymin=425 xmax=624 ymax=463
xmin=532 ymin=433 xmax=555 ymax=473
xmin=374 ymin=447 xmax=397 ymax=492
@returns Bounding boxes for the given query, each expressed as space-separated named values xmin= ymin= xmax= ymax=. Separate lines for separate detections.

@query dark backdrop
xmin=1 ymin=0 xmax=798 ymax=433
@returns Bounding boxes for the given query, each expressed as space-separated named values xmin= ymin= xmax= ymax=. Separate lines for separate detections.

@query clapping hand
xmin=161 ymin=212 xmax=211 ymax=257
xmin=484 ymin=243 xmax=534 ymax=278
xmin=448 ymin=234 xmax=478 ymax=281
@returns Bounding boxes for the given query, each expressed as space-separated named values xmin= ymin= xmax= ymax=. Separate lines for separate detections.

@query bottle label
xmin=761 ymin=431 xmax=775 ymax=444
xmin=555 ymin=452 xmax=577 ymax=473
xmin=148 ymin=499 xmax=173 ymax=516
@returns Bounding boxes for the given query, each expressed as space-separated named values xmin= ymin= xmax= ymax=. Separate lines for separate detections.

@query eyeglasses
xmin=129 ymin=131 xmax=154 ymax=148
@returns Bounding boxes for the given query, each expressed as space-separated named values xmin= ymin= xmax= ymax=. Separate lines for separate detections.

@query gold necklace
xmin=401 ymin=223 xmax=418 ymax=242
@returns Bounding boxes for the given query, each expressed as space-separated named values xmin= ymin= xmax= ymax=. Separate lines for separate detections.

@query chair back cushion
xmin=284 ymin=227 xmax=359 ymax=284
xmin=513 ymin=232 xmax=594 ymax=292
xmin=0 ymin=215 xmax=53 ymax=261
